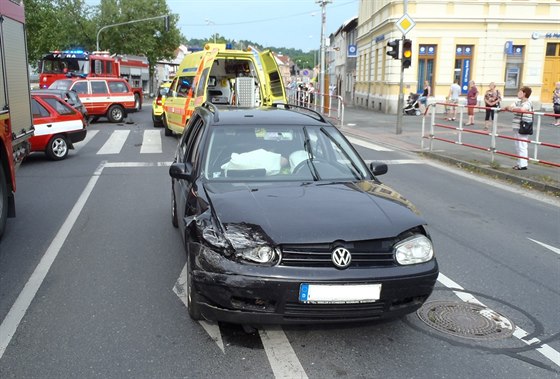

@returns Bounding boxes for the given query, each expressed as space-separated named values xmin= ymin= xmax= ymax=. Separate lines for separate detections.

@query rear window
xmin=43 ymin=97 xmax=76 ymax=115
xmin=108 ymin=81 xmax=129 ymax=93
xmin=31 ymin=98 xmax=50 ymax=118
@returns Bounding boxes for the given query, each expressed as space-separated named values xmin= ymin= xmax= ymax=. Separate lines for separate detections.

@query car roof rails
xmin=271 ymin=103 xmax=327 ymax=123
xmin=201 ymin=101 xmax=220 ymax=122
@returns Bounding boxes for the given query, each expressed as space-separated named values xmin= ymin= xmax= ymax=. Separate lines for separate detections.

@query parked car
xmin=49 ymin=77 xmax=136 ymax=123
xmin=32 ymin=88 xmax=89 ymax=121
xmin=29 ymin=94 xmax=87 ymax=160
xmin=152 ymin=81 xmax=171 ymax=127
xmin=169 ymin=103 xmax=438 ymax=325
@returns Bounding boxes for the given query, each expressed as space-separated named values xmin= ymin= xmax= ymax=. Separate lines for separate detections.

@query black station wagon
xmin=169 ymin=103 xmax=438 ymax=325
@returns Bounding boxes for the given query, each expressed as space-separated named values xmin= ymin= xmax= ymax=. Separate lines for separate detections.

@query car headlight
xmin=236 ymin=246 xmax=281 ymax=265
xmin=394 ymin=234 xmax=434 ymax=265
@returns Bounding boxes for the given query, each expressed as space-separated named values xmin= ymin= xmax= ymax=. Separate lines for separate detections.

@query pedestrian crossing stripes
xmin=73 ymin=129 xmax=401 ymax=158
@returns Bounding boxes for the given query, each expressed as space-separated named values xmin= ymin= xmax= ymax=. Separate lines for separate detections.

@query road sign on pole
xmin=396 ymin=13 xmax=415 ymax=36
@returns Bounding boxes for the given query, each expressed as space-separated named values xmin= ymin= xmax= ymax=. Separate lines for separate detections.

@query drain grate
xmin=417 ymin=300 xmax=515 ymax=340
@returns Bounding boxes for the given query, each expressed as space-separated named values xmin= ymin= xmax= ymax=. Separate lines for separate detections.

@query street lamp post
xmin=205 ymin=19 xmax=216 ymax=43
xmin=96 ymin=14 xmax=169 ymax=51
xmin=316 ymin=0 xmax=332 ymax=110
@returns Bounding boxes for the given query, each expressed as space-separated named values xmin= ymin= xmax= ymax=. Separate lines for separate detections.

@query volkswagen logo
xmin=332 ymin=247 xmax=352 ymax=269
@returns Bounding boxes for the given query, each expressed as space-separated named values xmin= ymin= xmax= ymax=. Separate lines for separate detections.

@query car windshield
xmin=49 ymin=80 xmax=72 ymax=90
xmin=202 ymin=125 xmax=371 ymax=182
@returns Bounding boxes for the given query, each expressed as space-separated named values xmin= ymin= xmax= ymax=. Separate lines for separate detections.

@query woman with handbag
xmin=465 ymin=80 xmax=478 ymax=126
xmin=553 ymin=81 xmax=560 ymax=126
xmin=506 ymin=86 xmax=532 ymax=170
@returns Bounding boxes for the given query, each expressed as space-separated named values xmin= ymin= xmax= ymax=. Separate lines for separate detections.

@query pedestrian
xmin=447 ymin=80 xmax=461 ymax=121
xmin=465 ymin=80 xmax=478 ymax=126
xmin=483 ymin=82 xmax=501 ymax=131
xmin=506 ymin=86 xmax=532 ymax=170
xmin=418 ymin=80 xmax=431 ymax=112
xmin=553 ymin=81 xmax=560 ymax=126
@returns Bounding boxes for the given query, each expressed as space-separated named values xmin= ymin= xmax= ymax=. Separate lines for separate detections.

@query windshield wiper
xmin=302 ymin=127 xmax=320 ymax=181
xmin=320 ymin=127 xmax=364 ymax=180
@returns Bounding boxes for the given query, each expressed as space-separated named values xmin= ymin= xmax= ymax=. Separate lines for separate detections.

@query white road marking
xmin=172 ymin=263 xmax=224 ymax=353
xmin=97 ymin=130 xmax=130 ymax=154
xmin=73 ymin=130 xmax=98 ymax=153
xmin=437 ymin=273 xmax=560 ymax=368
xmin=0 ymin=161 xmax=106 ymax=360
xmin=259 ymin=326 xmax=308 ymax=379
xmin=528 ymin=238 xmax=560 ymax=256
xmin=105 ymin=161 xmax=172 ymax=168
xmin=140 ymin=130 xmax=162 ymax=154
xmin=347 ymin=136 xmax=393 ymax=151
xmin=364 ymin=159 xmax=423 ymax=165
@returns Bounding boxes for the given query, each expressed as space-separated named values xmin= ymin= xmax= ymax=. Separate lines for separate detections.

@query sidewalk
xmin=336 ymin=105 xmax=560 ymax=197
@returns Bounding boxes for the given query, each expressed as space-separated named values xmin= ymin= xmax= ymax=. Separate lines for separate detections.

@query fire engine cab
xmin=39 ymin=50 xmax=149 ymax=110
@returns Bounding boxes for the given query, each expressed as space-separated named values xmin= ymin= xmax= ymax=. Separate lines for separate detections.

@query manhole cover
xmin=417 ymin=301 xmax=515 ymax=340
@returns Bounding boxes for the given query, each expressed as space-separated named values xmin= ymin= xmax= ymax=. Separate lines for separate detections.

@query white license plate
xmin=299 ymin=283 xmax=382 ymax=304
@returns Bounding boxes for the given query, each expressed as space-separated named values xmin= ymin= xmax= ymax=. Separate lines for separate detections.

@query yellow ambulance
xmin=162 ymin=43 xmax=286 ymax=136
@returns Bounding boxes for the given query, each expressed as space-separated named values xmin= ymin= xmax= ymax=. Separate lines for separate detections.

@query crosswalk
xmin=73 ymin=129 xmax=399 ymax=157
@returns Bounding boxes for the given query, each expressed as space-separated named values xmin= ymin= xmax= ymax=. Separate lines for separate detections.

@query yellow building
xmin=355 ymin=0 xmax=560 ymax=113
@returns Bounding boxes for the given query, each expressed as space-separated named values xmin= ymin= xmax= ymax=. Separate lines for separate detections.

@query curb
xmin=422 ymin=152 xmax=560 ymax=196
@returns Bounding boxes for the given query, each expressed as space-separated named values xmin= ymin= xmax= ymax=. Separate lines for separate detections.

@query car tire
xmin=186 ymin=253 xmax=202 ymax=320
xmin=0 ymin=164 xmax=8 ymax=240
xmin=164 ymin=115 xmax=172 ymax=136
xmin=134 ymin=93 xmax=141 ymax=111
xmin=107 ymin=105 xmax=125 ymax=123
xmin=171 ymin=186 xmax=178 ymax=228
xmin=46 ymin=135 xmax=69 ymax=160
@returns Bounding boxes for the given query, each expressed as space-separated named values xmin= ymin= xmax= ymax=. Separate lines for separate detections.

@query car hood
xmin=203 ymin=181 xmax=425 ymax=244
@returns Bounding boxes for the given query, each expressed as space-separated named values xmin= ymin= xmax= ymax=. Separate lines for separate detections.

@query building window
xmin=454 ymin=45 xmax=474 ymax=95
xmin=504 ymin=45 xmax=524 ymax=97
xmin=417 ymin=45 xmax=436 ymax=93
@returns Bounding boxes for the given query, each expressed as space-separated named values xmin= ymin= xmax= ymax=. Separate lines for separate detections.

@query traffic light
xmin=402 ymin=39 xmax=412 ymax=69
xmin=164 ymin=15 xmax=170 ymax=32
xmin=386 ymin=39 xmax=400 ymax=60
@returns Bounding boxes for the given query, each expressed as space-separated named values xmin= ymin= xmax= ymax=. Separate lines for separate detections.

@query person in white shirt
xmin=506 ymin=86 xmax=533 ymax=170
xmin=447 ymin=80 xmax=461 ymax=121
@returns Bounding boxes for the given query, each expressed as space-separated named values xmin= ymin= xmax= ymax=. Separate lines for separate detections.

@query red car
xmin=29 ymin=94 xmax=87 ymax=160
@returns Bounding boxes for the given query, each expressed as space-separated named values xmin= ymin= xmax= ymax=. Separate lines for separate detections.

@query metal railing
xmin=421 ymin=102 xmax=560 ymax=168
xmin=286 ymin=88 xmax=345 ymax=127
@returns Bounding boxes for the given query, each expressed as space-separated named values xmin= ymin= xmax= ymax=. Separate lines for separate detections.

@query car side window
xmin=72 ymin=82 xmax=88 ymax=94
xmin=177 ymin=76 xmax=194 ymax=97
xmin=168 ymin=76 xmax=180 ymax=98
xmin=186 ymin=120 xmax=205 ymax=165
xmin=43 ymin=97 xmax=76 ymax=115
xmin=31 ymin=99 xmax=50 ymax=118
xmin=91 ymin=81 xmax=108 ymax=94
xmin=108 ymin=81 xmax=128 ymax=93
xmin=196 ymin=68 xmax=209 ymax=97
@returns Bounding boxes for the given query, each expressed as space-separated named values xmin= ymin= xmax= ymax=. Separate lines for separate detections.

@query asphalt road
xmin=0 ymin=106 xmax=558 ymax=378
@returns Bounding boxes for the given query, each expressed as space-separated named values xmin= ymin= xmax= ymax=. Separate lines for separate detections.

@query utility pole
xmin=96 ymin=14 xmax=169 ymax=51
xmin=316 ymin=0 xmax=332 ymax=110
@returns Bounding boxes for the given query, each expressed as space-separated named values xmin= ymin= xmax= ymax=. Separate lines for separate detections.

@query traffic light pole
xmin=396 ymin=41 xmax=405 ymax=135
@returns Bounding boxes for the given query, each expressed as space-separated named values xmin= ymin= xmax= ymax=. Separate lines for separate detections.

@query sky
xmin=84 ymin=0 xmax=359 ymax=52
xmin=164 ymin=0 xmax=359 ymax=52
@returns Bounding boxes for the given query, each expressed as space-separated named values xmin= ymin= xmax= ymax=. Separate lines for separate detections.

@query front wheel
xmin=0 ymin=164 xmax=8 ymax=240
xmin=186 ymin=254 xmax=202 ymax=320
xmin=171 ymin=186 xmax=178 ymax=228
xmin=107 ymin=105 xmax=125 ymax=123
xmin=46 ymin=135 xmax=69 ymax=160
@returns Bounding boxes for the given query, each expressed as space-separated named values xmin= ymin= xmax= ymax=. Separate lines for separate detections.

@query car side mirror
xmin=370 ymin=162 xmax=388 ymax=176
xmin=169 ymin=162 xmax=194 ymax=181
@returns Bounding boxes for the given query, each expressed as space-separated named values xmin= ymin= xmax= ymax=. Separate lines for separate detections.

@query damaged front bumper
xmin=188 ymin=244 xmax=438 ymax=325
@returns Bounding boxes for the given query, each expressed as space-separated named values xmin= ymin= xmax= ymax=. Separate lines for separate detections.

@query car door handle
xmin=46 ymin=124 xmax=52 ymax=128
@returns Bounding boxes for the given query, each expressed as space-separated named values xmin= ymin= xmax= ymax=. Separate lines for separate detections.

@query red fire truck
xmin=39 ymin=50 xmax=149 ymax=110
xmin=0 ymin=0 xmax=34 ymax=239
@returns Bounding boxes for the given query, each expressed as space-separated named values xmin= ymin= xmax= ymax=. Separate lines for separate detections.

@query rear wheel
xmin=46 ymin=135 xmax=69 ymax=160
xmin=107 ymin=105 xmax=125 ymax=123
xmin=164 ymin=114 xmax=172 ymax=136
xmin=134 ymin=93 xmax=141 ymax=111
xmin=0 ymin=164 xmax=8 ymax=240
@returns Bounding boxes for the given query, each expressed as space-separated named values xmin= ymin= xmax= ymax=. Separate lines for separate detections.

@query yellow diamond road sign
xmin=396 ymin=14 xmax=415 ymax=35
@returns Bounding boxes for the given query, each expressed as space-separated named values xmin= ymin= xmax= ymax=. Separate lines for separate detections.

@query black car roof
xmin=199 ymin=105 xmax=332 ymax=128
